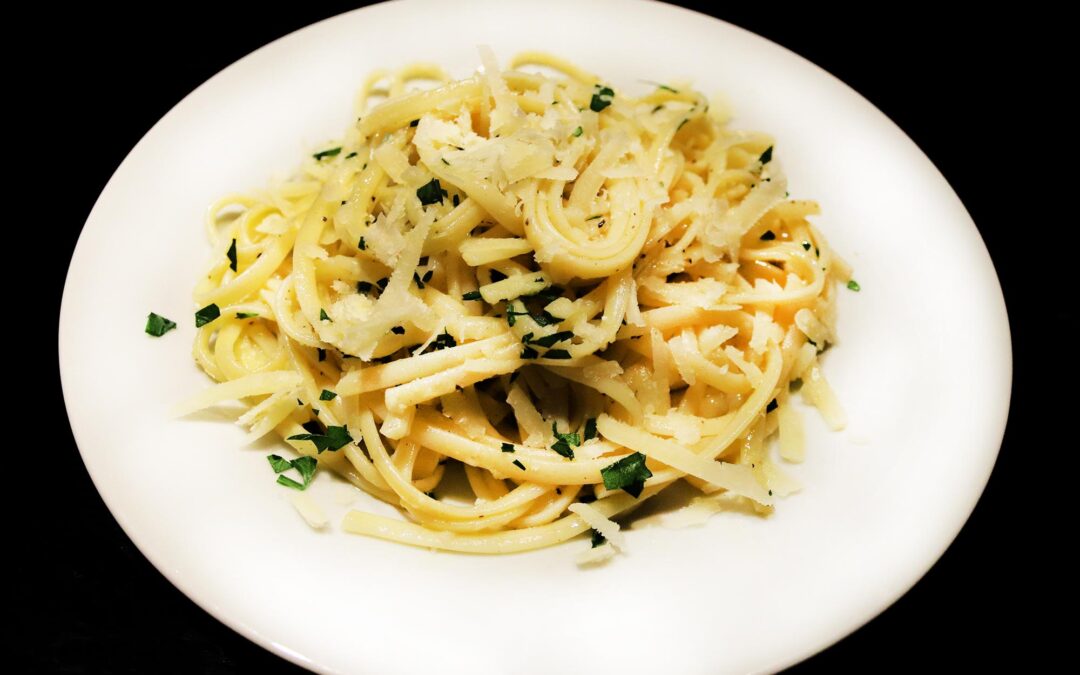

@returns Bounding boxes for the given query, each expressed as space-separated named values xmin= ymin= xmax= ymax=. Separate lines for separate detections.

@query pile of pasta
xmin=178 ymin=51 xmax=849 ymax=560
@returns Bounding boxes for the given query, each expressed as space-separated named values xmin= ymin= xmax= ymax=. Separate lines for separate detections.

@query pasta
xmin=179 ymin=50 xmax=851 ymax=559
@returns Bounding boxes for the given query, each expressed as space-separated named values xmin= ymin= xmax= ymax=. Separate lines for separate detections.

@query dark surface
xmin=35 ymin=2 xmax=1044 ymax=673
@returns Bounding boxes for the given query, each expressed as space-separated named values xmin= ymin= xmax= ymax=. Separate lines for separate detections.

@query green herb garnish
xmin=235 ymin=312 xmax=257 ymax=319
xmin=320 ymin=309 xmax=332 ymax=322
xmin=572 ymin=126 xmax=583 ymax=137
xmin=590 ymin=85 xmax=614 ymax=112
xmin=530 ymin=331 xmax=573 ymax=348
xmin=416 ymin=178 xmax=447 ymax=206
xmin=583 ymin=418 xmax=597 ymax=442
xmin=358 ymin=236 xmax=366 ymax=250
xmin=287 ymin=425 xmax=353 ymax=453
xmin=600 ymin=452 xmax=652 ymax=498
xmin=847 ymin=280 xmax=861 ymax=292
xmin=462 ymin=290 xmax=482 ymax=301
xmin=227 ymin=238 xmax=238 ymax=271
xmin=501 ymin=443 xmax=515 ymax=453
xmin=391 ymin=326 xmax=405 ymax=335
xmin=320 ymin=390 xmax=337 ymax=401
xmin=590 ymin=529 xmax=607 ymax=548
xmin=313 ymin=147 xmax=342 ymax=160
xmin=145 ymin=313 xmax=176 ymax=337
xmin=543 ymin=349 xmax=572 ymax=359
xmin=766 ymin=398 xmax=778 ymax=413
xmin=195 ymin=304 xmax=220 ymax=327
xmin=512 ymin=459 xmax=526 ymax=470
xmin=759 ymin=146 xmax=773 ymax=164
xmin=551 ymin=423 xmax=580 ymax=459
xmin=268 ymin=454 xmax=318 ymax=491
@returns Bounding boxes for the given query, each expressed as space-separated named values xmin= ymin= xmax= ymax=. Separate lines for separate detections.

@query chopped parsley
xmin=320 ymin=389 xmax=337 ymax=401
xmin=320 ymin=308 xmax=332 ymax=322
xmin=590 ymin=529 xmax=607 ymax=548
xmin=520 ymin=345 xmax=539 ymax=359
xmin=572 ymin=126 xmax=583 ymax=137
xmin=759 ymin=146 xmax=773 ymax=164
xmin=268 ymin=454 xmax=318 ymax=491
xmin=462 ymin=290 xmax=482 ymax=301
xmin=530 ymin=331 xmax=573 ymax=348
xmin=551 ymin=422 xmax=580 ymax=459
xmin=145 ymin=313 xmax=177 ymax=337
xmin=531 ymin=285 xmax=563 ymax=302
xmin=267 ymin=454 xmax=292 ymax=473
xmin=358 ymin=236 xmax=366 ymax=250
xmin=430 ymin=331 xmax=457 ymax=351
xmin=512 ymin=459 xmax=526 ymax=470
xmin=391 ymin=326 xmax=405 ymax=335
xmin=501 ymin=442 xmax=515 ymax=453
xmin=590 ymin=85 xmax=614 ymax=112
xmin=195 ymin=304 xmax=220 ymax=327
xmin=313 ymin=146 xmax=342 ymax=160
xmin=345 ymin=151 xmax=358 ymax=159
xmin=766 ymin=398 xmax=778 ymax=413
xmin=226 ymin=238 xmax=238 ymax=271
xmin=543 ymin=349 xmax=572 ymax=359
xmin=287 ymin=424 xmax=353 ymax=453
xmin=583 ymin=418 xmax=598 ymax=442
xmin=760 ymin=230 xmax=776 ymax=241
xmin=657 ymin=84 xmax=679 ymax=93
xmin=847 ymin=280 xmax=861 ymax=292
xmin=268 ymin=454 xmax=317 ymax=490
xmin=600 ymin=452 xmax=652 ymax=498
xmin=416 ymin=178 xmax=448 ymax=205
xmin=802 ymin=241 xmax=812 ymax=251
xmin=235 ymin=312 xmax=257 ymax=319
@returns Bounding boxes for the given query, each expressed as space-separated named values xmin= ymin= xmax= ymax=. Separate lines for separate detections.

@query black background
xmin=33 ymin=2 xmax=1046 ymax=673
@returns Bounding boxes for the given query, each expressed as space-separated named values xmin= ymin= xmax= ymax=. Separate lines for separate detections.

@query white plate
xmin=59 ymin=1 xmax=1011 ymax=672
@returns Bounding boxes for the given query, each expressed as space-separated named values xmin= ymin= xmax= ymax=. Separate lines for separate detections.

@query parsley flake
xmin=226 ymin=238 xmax=238 ymax=271
xmin=195 ymin=304 xmax=220 ymax=327
xmin=590 ymin=529 xmax=607 ymax=548
xmin=601 ymin=452 xmax=653 ymax=498
xmin=847 ymin=280 xmax=861 ymax=292
xmin=530 ymin=331 xmax=573 ymax=348
xmin=462 ymin=290 xmax=482 ymax=301
xmin=313 ymin=147 xmax=342 ymax=160
xmin=501 ymin=442 xmax=515 ymax=453
xmin=320 ymin=390 xmax=337 ymax=401
xmin=583 ymin=418 xmax=598 ymax=442
xmin=145 ymin=313 xmax=177 ymax=337
xmin=551 ymin=423 xmax=580 ymax=459
xmin=590 ymin=85 xmax=614 ymax=112
xmin=287 ymin=425 xmax=353 ymax=453
xmin=417 ymin=178 xmax=448 ymax=206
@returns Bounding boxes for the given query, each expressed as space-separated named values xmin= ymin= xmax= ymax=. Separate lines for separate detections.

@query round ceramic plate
xmin=59 ymin=1 xmax=1011 ymax=672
